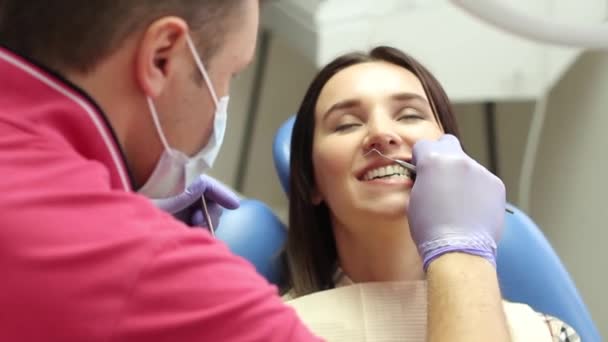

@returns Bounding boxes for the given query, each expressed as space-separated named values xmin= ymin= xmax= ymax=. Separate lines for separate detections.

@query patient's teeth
xmin=363 ymin=164 xmax=411 ymax=180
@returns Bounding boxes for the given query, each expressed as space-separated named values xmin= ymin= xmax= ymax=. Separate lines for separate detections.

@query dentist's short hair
xmin=0 ymin=0 xmax=246 ymax=73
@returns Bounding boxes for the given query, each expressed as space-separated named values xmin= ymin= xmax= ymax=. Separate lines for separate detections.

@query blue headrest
xmin=497 ymin=205 xmax=600 ymax=341
xmin=216 ymin=199 xmax=286 ymax=286
xmin=272 ymin=116 xmax=296 ymax=194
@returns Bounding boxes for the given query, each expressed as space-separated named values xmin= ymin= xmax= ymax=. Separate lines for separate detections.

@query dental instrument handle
xmin=201 ymin=196 xmax=215 ymax=237
xmin=393 ymin=159 xmax=417 ymax=174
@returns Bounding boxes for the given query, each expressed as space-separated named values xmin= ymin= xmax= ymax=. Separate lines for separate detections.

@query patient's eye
xmin=396 ymin=107 xmax=425 ymax=122
xmin=334 ymin=122 xmax=361 ymax=132
xmin=334 ymin=114 xmax=363 ymax=132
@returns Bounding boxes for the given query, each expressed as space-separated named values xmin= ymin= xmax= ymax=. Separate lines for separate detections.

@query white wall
xmin=458 ymin=52 xmax=608 ymax=335
xmin=529 ymin=51 xmax=608 ymax=336
xmin=212 ymin=30 xmax=607 ymax=336
xmin=453 ymin=102 xmax=535 ymax=204
xmin=238 ymin=36 xmax=316 ymax=213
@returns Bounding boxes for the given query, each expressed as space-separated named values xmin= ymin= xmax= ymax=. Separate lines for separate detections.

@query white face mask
xmin=138 ymin=35 xmax=229 ymax=198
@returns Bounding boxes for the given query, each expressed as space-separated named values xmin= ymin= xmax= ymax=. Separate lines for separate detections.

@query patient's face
xmin=312 ymin=61 xmax=443 ymax=225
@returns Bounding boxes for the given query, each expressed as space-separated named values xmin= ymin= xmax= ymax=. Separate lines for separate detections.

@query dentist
xmin=0 ymin=1 xmax=510 ymax=341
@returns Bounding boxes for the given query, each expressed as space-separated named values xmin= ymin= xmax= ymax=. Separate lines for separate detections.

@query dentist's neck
xmin=333 ymin=216 xmax=424 ymax=283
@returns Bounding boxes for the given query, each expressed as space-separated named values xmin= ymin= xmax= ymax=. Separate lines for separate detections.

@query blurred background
xmin=208 ymin=0 xmax=608 ymax=335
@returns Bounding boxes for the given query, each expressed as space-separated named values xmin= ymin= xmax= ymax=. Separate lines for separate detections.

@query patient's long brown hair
xmin=283 ymin=46 xmax=461 ymax=297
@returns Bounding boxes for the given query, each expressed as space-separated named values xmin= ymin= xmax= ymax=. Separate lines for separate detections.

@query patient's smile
xmin=362 ymin=165 xmax=413 ymax=181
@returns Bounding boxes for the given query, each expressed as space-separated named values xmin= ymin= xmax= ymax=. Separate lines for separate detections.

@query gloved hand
xmin=152 ymin=175 xmax=240 ymax=229
xmin=407 ymin=134 xmax=506 ymax=271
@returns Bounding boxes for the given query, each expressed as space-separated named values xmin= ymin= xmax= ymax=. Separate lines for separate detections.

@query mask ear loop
xmin=185 ymin=35 xmax=219 ymax=106
xmin=186 ymin=35 xmax=221 ymax=234
xmin=146 ymin=97 xmax=182 ymax=160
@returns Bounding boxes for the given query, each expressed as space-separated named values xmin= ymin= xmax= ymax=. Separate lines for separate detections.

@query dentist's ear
xmin=135 ymin=16 xmax=189 ymax=97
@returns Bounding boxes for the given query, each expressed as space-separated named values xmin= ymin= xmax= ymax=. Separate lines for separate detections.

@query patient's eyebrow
xmin=322 ymin=99 xmax=362 ymax=121
xmin=390 ymin=92 xmax=429 ymax=104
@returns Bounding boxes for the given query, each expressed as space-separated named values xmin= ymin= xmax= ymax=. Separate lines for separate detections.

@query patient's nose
xmin=363 ymin=118 xmax=403 ymax=154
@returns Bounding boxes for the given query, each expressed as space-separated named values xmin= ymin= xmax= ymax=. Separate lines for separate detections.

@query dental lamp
xmin=451 ymin=0 xmax=608 ymax=49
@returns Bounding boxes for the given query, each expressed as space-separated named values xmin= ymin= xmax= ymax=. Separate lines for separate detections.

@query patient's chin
xmin=359 ymin=195 xmax=410 ymax=220
xmin=328 ymin=190 xmax=410 ymax=228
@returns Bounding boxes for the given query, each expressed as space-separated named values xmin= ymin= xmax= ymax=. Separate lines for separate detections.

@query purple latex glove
xmin=153 ymin=175 xmax=240 ymax=229
xmin=407 ymin=134 xmax=506 ymax=271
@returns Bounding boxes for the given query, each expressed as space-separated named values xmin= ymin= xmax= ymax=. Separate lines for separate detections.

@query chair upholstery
xmin=497 ymin=205 xmax=600 ymax=341
xmin=216 ymin=199 xmax=286 ymax=286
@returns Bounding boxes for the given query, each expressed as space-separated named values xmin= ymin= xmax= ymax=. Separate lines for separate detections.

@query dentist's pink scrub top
xmin=0 ymin=46 xmax=321 ymax=342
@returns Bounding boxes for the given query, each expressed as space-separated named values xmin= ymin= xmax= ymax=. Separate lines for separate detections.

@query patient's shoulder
xmin=502 ymin=301 xmax=579 ymax=342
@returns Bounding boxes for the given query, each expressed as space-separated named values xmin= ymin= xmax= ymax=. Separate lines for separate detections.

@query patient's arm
xmin=427 ymin=253 xmax=510 ymax=342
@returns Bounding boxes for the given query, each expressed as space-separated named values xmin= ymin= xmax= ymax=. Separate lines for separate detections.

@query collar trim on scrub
xmin=0 ymin=46 xmax=133 ymax=191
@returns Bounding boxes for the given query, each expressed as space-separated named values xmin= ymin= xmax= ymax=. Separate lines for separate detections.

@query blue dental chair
xmin=263 ymin=115 xmax=601 ymax=341
xmin=216 ymin=198 xmax=287 ymax=286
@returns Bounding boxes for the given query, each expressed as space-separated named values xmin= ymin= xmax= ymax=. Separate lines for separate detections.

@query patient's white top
xmin=284 ymin=270 xmax=576 ymax=341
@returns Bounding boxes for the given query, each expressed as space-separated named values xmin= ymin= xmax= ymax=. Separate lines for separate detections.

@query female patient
xmin=282 ymin=46 xmax=578 ymax=341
